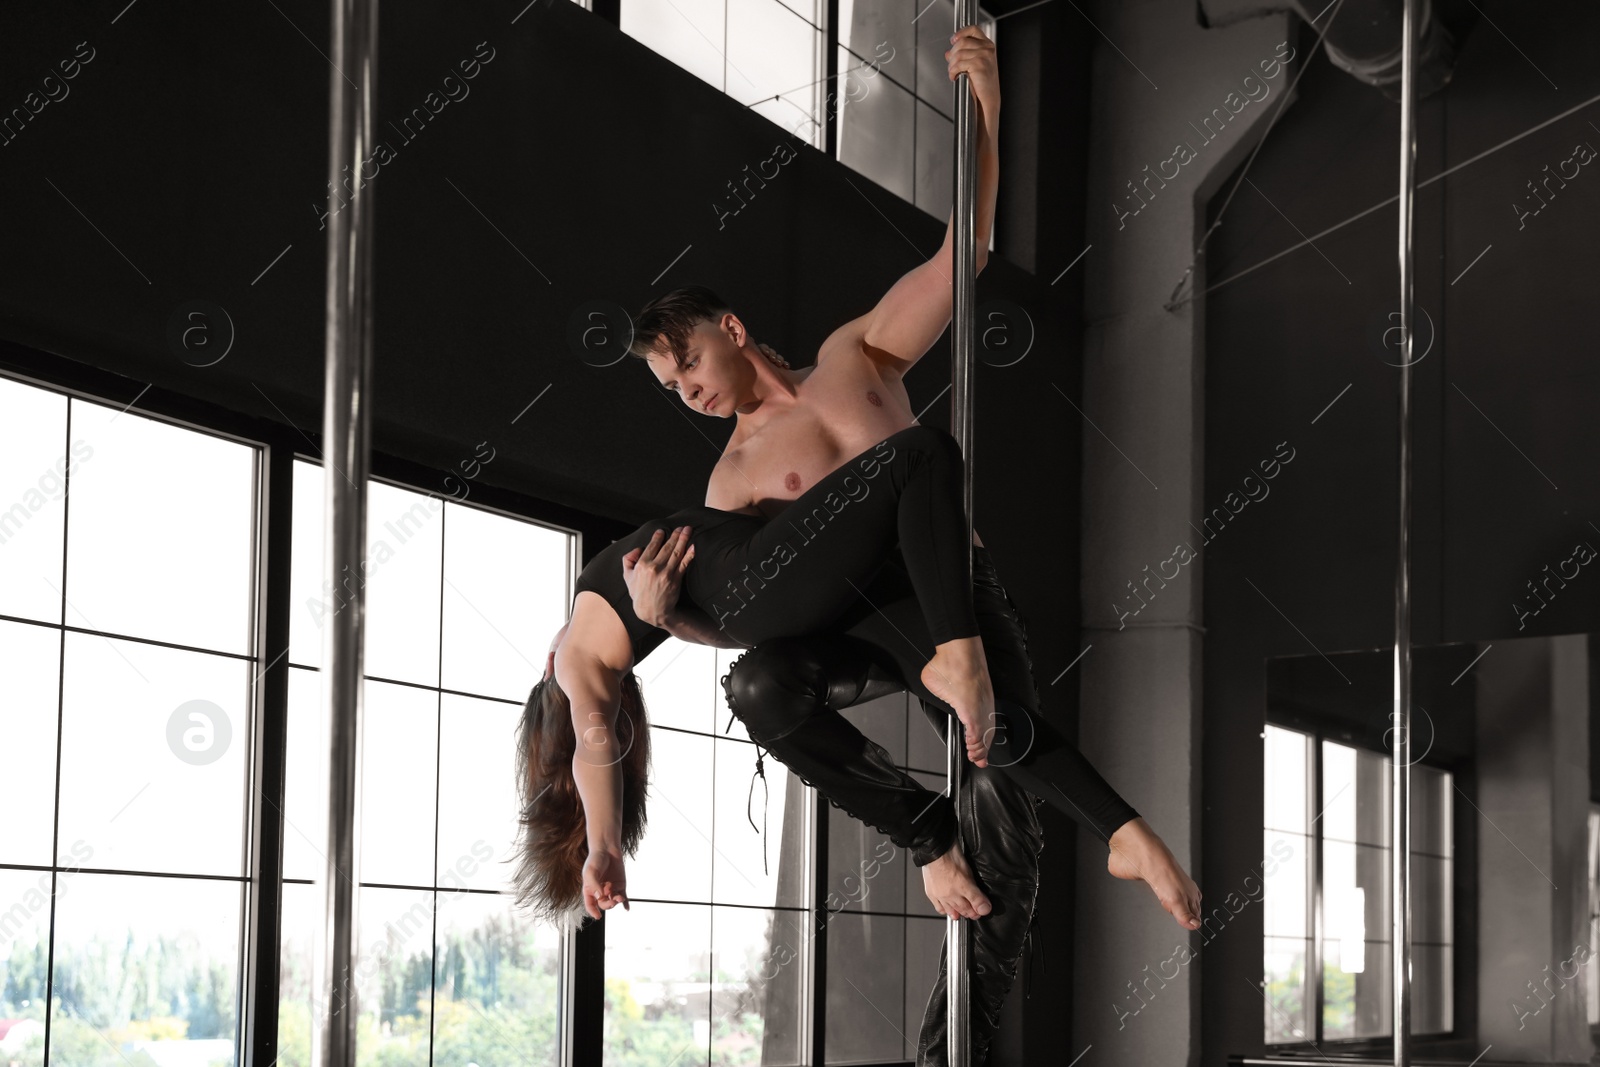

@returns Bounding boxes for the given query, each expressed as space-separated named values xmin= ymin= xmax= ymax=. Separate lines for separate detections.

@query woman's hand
xmin=947 ymin=25 xmax=999 ymax=125
xmin=582 ymin=847 xmax=630 ymax=920
xmin=622 ymin=526 xmax=696 ymax=627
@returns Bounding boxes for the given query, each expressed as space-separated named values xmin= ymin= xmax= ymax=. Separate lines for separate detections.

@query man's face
xmin=643 ymin=319 xmax=755 ymax=418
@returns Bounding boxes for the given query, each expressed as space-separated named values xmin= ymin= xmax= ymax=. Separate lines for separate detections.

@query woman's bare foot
xmin=1106 ymin=817 xmax=1202 ymax=930
xmin=921 ymin=843 xmax=991 ymax=920
xmin=921 ymin=637 xmax=996 ymax=766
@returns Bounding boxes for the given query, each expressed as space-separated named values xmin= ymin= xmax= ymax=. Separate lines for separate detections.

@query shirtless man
xmin=621 ymin=26 xmax=1200 ymax=1065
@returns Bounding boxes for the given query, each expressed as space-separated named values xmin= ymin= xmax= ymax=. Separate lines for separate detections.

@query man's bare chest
xmin=733 ymin=367 xmax=917 ymax=511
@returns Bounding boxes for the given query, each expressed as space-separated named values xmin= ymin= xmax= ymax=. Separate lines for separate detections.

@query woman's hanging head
xmin=510 ymin=664 xmax=651 ymax=930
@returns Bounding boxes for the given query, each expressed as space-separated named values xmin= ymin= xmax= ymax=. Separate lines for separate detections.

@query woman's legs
xmin=687 ymin=424 xmax=974 ymax=642
xmin=683 ymin=424 xmax=997 ymax=758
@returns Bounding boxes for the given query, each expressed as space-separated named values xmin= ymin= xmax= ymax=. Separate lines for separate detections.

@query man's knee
xmin=721 ymin=641 xmax=825 ymax=743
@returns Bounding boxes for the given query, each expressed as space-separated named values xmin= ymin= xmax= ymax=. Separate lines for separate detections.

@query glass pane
xmin=631 ymin=729 xmax=715 ymax=902
xmin=1321 ymin=740 xmax=1390 ymax=848
xmin=906 ymin=697 xmax=945 ymax=773
xmin=58 ymin=632 xmax=248 ymax=877
xmin=441 ymin=500 xmax=570 ymax=702
xmin=0 ymin=619 xmax=61 ymax=866
xmin=772 ymin=0 xmax=818 ymax=27
xmin=289 ymin=464 xmax=446 ymax=684
xmin=836 ymin=44 xmax=915 ymax=203
xmin=1321 ymin=840 xmax=1392 ymax=967
xmin=604 ymin=900 xmax=712 ymax=1065
xmin=726 ymin=0 xmax=819 ymax=136
xmin=354 ymin=887 xmax=438 ymax=1066
xmin=1410 ymin=762 xmax=1452 ymax=857
xmin=277 ymin=881 xmax=316 ymax=1066
xmin=824 ymin=911 xmax=905 ymax=1064
xmin=361 ymin=680 xmax=440 ymax=887
xmin=621 ymin=0 xmax=726 ymax=92
xmin=1410 ymin=851 xmax=1452 ymax=945
xmin=914 ymin=99 xmax=953 ymax=218
xmin=1413 ymin=943 xmax=1452 ymax=1034
xmin=1262 ymin=830 xmax=1309 ymax=938
xmin=0 ymin=867 xmax=51 ymax=1067
xmin=1263 ymin=935 xmax=1312 ymax=1043
xmin=363 ymin=481 xmax=445 ymax=686
xmin=637 ymin=638 xmax=719 ymax=734
xmin=838 ymin=0 xmax=915 ymax=99
xmin=902 ymin=916 xmax=942 ymax=1063
xmin=827 ymin=801 xmax=906 ymax=917
xmin=0 ymin=377 xmax=68 ymax=625
xmin=711 ymin=906 xmax=805 ymax=1065
xmin=914 ymin=0 xmax=954 ymax=113
xmin=431 ymin=891 xmax=562 ymax=1066
xmin=841 ymin=690 xmax=907 ymax=766
xmin=437 ymin=692 xmax=523 ymax=892
xmin=1321 ymin=938 xmax=1392 ymax=1039
xmin=283 ymin=666 xmax=325 ymax=883
xmin=66 ymin=399 xmax=254 ymax=655
xmin=49 ymin=873 xmax=241 ymax=1067
xmin=280 ymin=883 xmax=445 ymax=1064
xmin=1264 ymin=724 xmax=1309 ymax=833
xmin=714 ymin=738 xmax=801 ymax=907
xmin=287 ymin=459 xmax=325 ymax=668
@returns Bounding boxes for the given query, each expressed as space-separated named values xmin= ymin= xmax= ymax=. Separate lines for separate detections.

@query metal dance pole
xmin=313 ymin=0 xmax=378 ymax=1063
xmin=947 ymin=2 xmax=979 ymax=1064
xmin=1391 ymin=0 xmax=1418 ymax=1063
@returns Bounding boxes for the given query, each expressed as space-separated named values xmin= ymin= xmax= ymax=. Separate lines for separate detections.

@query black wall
xmin=1201 ymin=2 xmax=1600 ymax=1063
xmin=0 ymin=0 xmax=1101 ymax=1058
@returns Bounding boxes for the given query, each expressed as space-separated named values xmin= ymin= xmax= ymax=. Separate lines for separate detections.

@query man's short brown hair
xmin=628 ymin=285 xmax=731 ymax=368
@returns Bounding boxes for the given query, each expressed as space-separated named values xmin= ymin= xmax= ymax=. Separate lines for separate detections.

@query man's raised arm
xmin=857 ymin=25 xmax=1000 ymax=379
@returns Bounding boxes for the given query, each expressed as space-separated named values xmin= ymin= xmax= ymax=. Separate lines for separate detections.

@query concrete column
xmin=1476 ymin=634 xmax=1591 ymax=1062
xmin=1074 ymin=3 xmax=1292 ymax=1062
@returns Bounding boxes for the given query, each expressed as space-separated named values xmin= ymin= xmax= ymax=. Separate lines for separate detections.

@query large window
xmin=0 ymin=372 xmax=571 ymax=1067
xmin=1 ymin=378 xmax=258 ymax=1067
xmin=1262 ymin=725 xmax=1455 ymax=1047
xmin=620 ymin=0 xmax=997 ymax=222
xmin=277 ymin=461 xmax=571 ymax=1066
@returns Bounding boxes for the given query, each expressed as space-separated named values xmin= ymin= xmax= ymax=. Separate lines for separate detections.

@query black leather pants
xmin=722 ymin=545 xmax=1046 ymax=1066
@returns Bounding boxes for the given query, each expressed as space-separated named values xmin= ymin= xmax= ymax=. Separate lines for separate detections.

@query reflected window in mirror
xmin=1262 ymin=724 xmax=1455 ymax=1047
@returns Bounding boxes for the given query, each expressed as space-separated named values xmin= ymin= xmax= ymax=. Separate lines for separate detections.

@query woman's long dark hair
xmin=510 ymin=670 xmax=651 ymax=929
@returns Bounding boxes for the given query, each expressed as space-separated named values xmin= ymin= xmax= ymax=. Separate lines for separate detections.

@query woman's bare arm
xmin=557 ymin=595 xmax=636 ymax=872
xmin=557 ymin=644 xmax=626 ymax=855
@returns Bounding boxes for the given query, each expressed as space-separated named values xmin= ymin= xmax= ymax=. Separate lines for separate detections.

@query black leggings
xmin=680 ymin=424 xmax=978 ymax=649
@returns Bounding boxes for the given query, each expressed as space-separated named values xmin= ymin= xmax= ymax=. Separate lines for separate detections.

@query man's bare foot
xmin=921 ymin=638 xmax=996 ymax=766
xmin=1106 ymin=817 xmax=1203 ymax=931
xmin=922 ymin=843 xmax=991 ymax=920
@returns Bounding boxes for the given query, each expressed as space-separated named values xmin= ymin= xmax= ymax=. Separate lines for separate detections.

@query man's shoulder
xmin=814 ymin=313 xmax=871 ymax=367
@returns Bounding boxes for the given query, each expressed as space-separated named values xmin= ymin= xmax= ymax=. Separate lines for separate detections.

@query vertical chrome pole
xmin=1392 ymin=0 xmax=1417 ymax=1064
xmin=314 ymin=0 xmax=378 ymax=1063
xmin=948 ymin=3 xmax=978 ymax=1065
